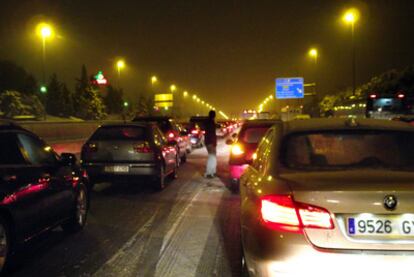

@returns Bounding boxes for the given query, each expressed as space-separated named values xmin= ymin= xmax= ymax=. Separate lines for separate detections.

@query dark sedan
xmin=0 ymin=122 xmax=89 ymax=273
xmin=81 ymin=123 xmax=178 ymax=190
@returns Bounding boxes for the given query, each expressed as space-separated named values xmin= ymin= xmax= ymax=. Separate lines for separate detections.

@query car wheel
xmin=62 ymin=184 xmax=89 ymax=233
xmin=154 ymin=165 xmax=166 ymax=191
xmin=241 ymin=248 xmax=250 ymax=277
xmin=0 ymin=217 xmax=11 ymax=274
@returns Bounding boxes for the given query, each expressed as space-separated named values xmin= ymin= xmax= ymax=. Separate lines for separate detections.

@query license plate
xmin=347 ymin=214 xmax=414 ymax=238
xmin=104 ymin=165 xmax=129 ymax=173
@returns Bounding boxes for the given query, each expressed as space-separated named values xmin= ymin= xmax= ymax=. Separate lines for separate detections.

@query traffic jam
xmin=2 ymin=1 xmax=414 ymax=277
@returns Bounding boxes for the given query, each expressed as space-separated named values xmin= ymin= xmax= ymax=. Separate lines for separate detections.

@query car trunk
xmin=83 ymin=140 xmax=155 ymax=163
xmin=280 ymin=170 xmax=414 ymax=251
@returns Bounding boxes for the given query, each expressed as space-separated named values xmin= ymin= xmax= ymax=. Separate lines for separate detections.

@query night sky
xmin=1 ymin=0 xmax=414 ymax=115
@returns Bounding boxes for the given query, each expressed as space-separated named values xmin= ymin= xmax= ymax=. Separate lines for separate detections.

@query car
xmin=189 ymin=116 xmax=208 ymax=148
xmin=176 ymin=122 xmax=192 ymax=154
xmin=132 ymin=116 xmax=189 ymax=164
xmin=81 ymin=123 xmax=178 ymax=190
xmin=241 ymin=118 xmax=414 ymax=277
xmin=0 ymin=121 xmax=89 ymax=273
xmin=226 ymin=119 xmax=281 ymax=191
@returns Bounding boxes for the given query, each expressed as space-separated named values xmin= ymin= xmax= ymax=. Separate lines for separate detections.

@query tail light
xmin=260 ymin=195 xmax=334 ymax=232
xmin=202 ymin=130 xmax=206 ymax=135
xmin=167 ymin=132 xmax=175 ymax=139
xmin=191 ymin=129 xmax=199 ymax=135
xmin=133 ymin=142 xmax=152 ymax=153
xmin=82 ymin=143 xmax=98 ymax=153
xmin=231 ymin=143 xmax=244 ymax=156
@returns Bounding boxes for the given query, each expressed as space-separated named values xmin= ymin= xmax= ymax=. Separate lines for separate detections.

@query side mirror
xmin=225 ymin=139 xmax=234 ymax=145
xmin=231 ymin=133 xmax=237 ymax=139
xmin=61 ymin=153 xmax=77 ymax=166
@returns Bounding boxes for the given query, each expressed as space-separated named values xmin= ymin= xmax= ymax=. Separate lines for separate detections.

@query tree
xmin=45 ymin=74 xmax=75 ymax=118
xmin=0 ymin=60 xmax=38 ymax=95
xmin=0 ymin=90 xmax=44 ymax=118
xmin=104 ymin=85 xmax=123 ymax=114
xmin=73 ymin=65 xmax=107 ymax=119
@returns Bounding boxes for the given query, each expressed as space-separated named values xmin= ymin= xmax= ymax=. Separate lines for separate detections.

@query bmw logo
xmin=383 ymin=195 xmax=397 ymax=211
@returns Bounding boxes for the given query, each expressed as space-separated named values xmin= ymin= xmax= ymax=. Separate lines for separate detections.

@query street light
xmin=36 ymin=22 xmax=54 ymax=86
xmin=183 ymin=91 xmax=188 ymax=97
xmin=342 ymin=8 xmax=360 ymax=95
xmin=151 ymin=75 xmax=158 ymax=85
xmin=170 ymin=84 xmax=176 ymax=92
xmin=116 ymin=59 xmax=125 ymax=87
xmin=308 ymin=48 xmax=318 ymax=64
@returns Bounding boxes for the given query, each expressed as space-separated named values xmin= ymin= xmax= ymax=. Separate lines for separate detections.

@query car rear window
xmin=240 ymin=127 xmax=270 ymax=144
xmin=283 ymin=130 xmax=414 ymax=170
xmin=91 ymin=126 xmax=147 ymax=140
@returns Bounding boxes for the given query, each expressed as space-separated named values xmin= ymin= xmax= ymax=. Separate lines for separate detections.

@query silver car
xmin=240 ymin=118 xmax=414 ymax=277
xmin=81 ymin=123 xmax=178 ymax=190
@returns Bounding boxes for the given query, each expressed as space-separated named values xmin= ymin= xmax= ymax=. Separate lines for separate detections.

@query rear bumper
xmin=82 ymin=162 xmax=159 ymax=179
xmin=243 ymin=224 xmax=414 ymax=277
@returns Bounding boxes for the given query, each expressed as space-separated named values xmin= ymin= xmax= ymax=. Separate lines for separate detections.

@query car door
xmin=16 ymin=132 xmax=74 ymax=227
xmin=0 ymin=131 xmax=51 ymax=239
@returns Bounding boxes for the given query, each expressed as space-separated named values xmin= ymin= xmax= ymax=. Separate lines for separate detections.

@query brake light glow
xmin=191 ymin=129 xmax=199 ymax=135
xmin=231 ymin=144 xmax=244 ymax=156
xmin=397 ymin=93 xmax=405 ymax=99
xmin=133 ymin=142 xmax=152 ymax=153
xmin=168 ymin=132 xmax=175 ymax=139
xmin=260 ymin=195 xmax=334 ymax=232
xmin=369 ymin=94 xmax=377 ymax=99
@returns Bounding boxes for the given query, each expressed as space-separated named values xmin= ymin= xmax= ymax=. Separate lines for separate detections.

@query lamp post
xmin=343 ymin=8 xmax=359 ymax=95
xmin=36 ymin=23 xmax=54 ymax=87
xmin=116 ymin=59 xmax=125 ymax=87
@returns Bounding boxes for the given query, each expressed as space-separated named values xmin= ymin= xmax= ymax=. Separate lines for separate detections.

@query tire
xmin=154 ymin=166 xmax=166 ymax=191
xmin=241 ymin=247 xmax=250 ymax=277
xmin=62 ymin=184 xmax=89 ymax=233
xmin=171 ymin=161 xmax=178 ymax=180
xmin=0 ymin=217 xmax=11 ymax=274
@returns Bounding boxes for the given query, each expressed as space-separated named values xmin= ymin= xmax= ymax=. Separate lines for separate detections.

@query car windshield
xmin=240 ymin=127 xmax=270 ymax=144
xmin=284 ymin=130 xmax=414 ymax=171
xmin=91 ymin=126 xmax=147 ymax=140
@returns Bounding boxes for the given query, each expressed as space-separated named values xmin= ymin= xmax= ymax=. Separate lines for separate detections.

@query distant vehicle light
xmin=397 ymin=93 xmax=405 ymax=99
xmin=369 ymin=94 xmax=377 ymax=99
xmin=191 ymin=129 xmax=199 ymax=135
xmin=168 ymin=132 xmax=175 ymax=139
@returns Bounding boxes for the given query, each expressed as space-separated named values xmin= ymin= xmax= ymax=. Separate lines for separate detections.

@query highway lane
xmin=7 ymin=139 xmax=242 ymax=277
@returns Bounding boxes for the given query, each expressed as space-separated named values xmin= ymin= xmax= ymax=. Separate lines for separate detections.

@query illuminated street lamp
xmin=192 ymin=94 xmax=197 ymax=100
xmin=116 ymin=59 xmax=125 ymax=87
xmin=170 ymin=84 xmax=177 ymax=92
xmin=308 ymin=48 xmax=318 ymax=65
xmin=151 ymin=75 xmax=158 ymax=85
xmin=36 ymin=22 xmax=54 ymax=86
xmin=183 ymin=91 xmax=188 ymax=97
xmin=342 ymin=8 xmax=360 ymax=95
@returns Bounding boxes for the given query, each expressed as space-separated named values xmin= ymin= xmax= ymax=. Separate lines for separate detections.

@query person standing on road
xmin=204 ymin=110 xmax=217 ymax=178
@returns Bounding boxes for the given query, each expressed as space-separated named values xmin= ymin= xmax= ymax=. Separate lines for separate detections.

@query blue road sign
xmin=276 ymin=77 xmax=304 ymax=99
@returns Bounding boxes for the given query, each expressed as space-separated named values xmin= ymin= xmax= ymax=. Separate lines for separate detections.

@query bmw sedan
xmin=81 ymin=123 xmax=178 ymax=190
xmin=240 ymin=118 xmax=414 ymax=277
xmin=0 ymin=122 xmax=89 ymax=273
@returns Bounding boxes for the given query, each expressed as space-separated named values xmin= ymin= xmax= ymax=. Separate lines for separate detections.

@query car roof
xmin=99 ymin=122 xmax=153 ymax=128
xmin=132 ymin=116 xmax=173 ymax=122
xmin=283 ymin=118 xmax=414 ymax=134
xmin=0 ymin=120 xmax=25 ymax=131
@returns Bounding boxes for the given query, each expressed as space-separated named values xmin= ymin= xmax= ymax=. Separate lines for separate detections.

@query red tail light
xmin=369 ymin=94 xmax=377 ymax=99
xmin=133 ymin=142 xmax=152 ymax=153
xmin=260 ymin=195 xmax=334 ymax=232
xmin=82 ymin=143 xmax=98 ymax=153
xmin=191 ymin=129 xmax=199 ymax=135
xmin=168 ymin=132 xmax=175 ymax=139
